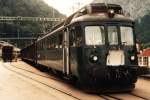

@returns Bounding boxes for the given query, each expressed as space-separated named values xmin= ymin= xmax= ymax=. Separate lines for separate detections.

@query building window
xmin=143 ymin=57 xmax=148 ymax=66
xmin=138 ymin=57 xmax=142 ymax=65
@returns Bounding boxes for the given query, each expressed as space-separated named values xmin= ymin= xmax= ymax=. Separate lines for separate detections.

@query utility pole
xmin=16 ymin=21 xmax=20 ymax=47
xmin=76 ymin=1 xmax=81 ymax=9
xmin=71 ymin=0 xmax=82 ymax=13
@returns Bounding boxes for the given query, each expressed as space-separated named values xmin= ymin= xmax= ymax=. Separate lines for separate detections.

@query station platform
xmin=1 ymin=61 xmax=150 ymax=100
xmin=0 ymin=61 xmax=104 ymax=100
xmin=0 ymin=61 xmax=62 ymax=100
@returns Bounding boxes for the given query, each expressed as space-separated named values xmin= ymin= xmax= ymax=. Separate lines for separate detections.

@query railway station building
xmin=138 ymin=48 xmax=150 ymax=67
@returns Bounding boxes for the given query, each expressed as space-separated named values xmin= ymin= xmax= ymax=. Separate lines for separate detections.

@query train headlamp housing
xmin=90 ymin=55 xmax=99 ymax=63
xmin=93 ymin=56 xmax=98 ymax=61
xmin=130 ymin=55 xmax=135 ymax=61
xmin=108 ymin=9 xmax=115 ymax=18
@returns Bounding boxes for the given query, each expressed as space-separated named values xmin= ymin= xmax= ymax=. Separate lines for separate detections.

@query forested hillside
xmin=0 ymin=0 xmax=65 ymax=17
xmin=0 ymin=0 xmax=66 ymax=47
xmin=135 ymin=14 xmax=150 ymax=48
xmin=0 ymin=0 xmax=65 ymax=33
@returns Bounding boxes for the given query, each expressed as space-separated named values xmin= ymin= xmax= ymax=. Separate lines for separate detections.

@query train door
xmin=106 ymin=24 xmax=136 ymax=66
xmin=106 ymin=25 xmax=125 ymax=66
xmin=63 ymin=28 xmax=70 ymax=75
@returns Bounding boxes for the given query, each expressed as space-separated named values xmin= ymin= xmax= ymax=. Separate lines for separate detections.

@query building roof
xmin=139 ymin=48 xmax=150 ymax=57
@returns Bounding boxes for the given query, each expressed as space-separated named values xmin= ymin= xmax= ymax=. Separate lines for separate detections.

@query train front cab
xmin=69 ymin=20 xmax=140 ymax=91
xmin=2 ymin=46 xmax=13 ymax=62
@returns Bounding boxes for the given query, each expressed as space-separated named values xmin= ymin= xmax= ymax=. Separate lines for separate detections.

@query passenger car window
xmin=108 ymin=26 xmax=118 ymax=45
xmin=120 ymin=26 xmax=134 ymax=45
xmin=85 ymin=26 xmax=105 ymax=45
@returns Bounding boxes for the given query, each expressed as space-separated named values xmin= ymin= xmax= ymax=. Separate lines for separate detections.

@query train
xmin=2 ymin=45 xmax=14 ymax=62
xmin=21 ymin=3 xmax=148 ymax=92
xmin=0 ymin=41 xmax=20 ymax=62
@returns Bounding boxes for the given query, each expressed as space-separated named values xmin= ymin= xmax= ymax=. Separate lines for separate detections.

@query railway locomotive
xmin=2 ymin=45 xmax=13 ymax=62
xmin=0 ymin=41 xmax=20 ymax=62
xmin=21 ymin=3 xmax=146 ymax=92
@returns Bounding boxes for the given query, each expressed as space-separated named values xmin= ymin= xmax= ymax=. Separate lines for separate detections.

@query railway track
xmin=128 ymin=93 xmax=149 ymax=100
xmin=100 ymin=93 xmax=149 ymax=100
xmin=100 ymin=94 xmax=122 ymax=100
xmin=8 ymin=63 xmax=80 ymax=88
xmin=140 ymin=76 xmax=150 ymax=80
xmin=9 ymin=63 xmax=76 ymax=83
xmin=9 ymin=64 xmax=59 ymax=80
xmin=3 ymin=63 xmax=149 ymax=100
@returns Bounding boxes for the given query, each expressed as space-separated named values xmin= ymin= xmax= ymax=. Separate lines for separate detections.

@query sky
xmin=43 ymin=0 xmax=93 ymax=16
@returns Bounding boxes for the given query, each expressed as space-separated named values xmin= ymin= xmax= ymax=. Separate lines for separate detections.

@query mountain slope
xmin=0 ymin=0 xmax=65 ymax=18
xmin=0 ymin=0 xmax=66 ymax=48
xmin=0 ymin=0 xmax=66 ymax=34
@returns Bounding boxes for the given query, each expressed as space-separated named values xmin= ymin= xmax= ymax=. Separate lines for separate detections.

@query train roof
xmin=51 ymin=3 xmax=132 ymax=30
xmin=70 ymin=3 xmax=133 ymax=23
xmin=0 ymin=41 xmax=12 ymax=46
xmin=0 ymin=41 xmax=20 ymax=51
xmin=71 ymin=13 xmax=133 ymax=23
xmin=37 ymin=3 xmax=133 ymax=42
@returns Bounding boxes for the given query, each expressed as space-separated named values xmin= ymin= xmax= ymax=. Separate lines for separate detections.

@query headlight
xmin=93 ymin=56 xmax=98 ymax=61
xmin=90 ymin=55 xmax=98 ymax=63
xmin=131 ymin=56 xmax=135 ymax=61
xmin=108 ymin=9 xmax=115 ymax=18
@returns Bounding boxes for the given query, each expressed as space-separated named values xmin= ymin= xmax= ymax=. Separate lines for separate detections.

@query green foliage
xmin=0 ymin=0 xmax=65 ymax=17
xmin=135 ymin=13 xmax=150 ymax=48
xmin=0 ymin=0 xmax=66 ymax=48
xmin=0 ymin=0 xmax=66 ymax=33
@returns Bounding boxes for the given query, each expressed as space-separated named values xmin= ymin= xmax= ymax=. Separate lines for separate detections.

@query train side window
xmin=69 ymin=29 xmax=75 ymax=47
xmin=43 ymin=41 xmax=45 ymax=49
xmin=41 ymin=41 xmax=43 ymax=50
xmin=58 ymin=33 xmax=63 ymax=48
xmin=85 ymin=26 xmax=104 ymax=45
xmin=45 ymin=38 xmax=48 ymax=49
xmin=47 ymin=38 xmax=50 ymax=49
xmin=52 ymin=36 xmax=57 ymax=48
xmin=47 ymin=36 xmax=52 ymax=49
xmin=120 ymin=26 xmax=134 ymax=46
xmin=49 ymin=36 xmax=56 ymax=49
xmin=51 ymin=37 xmax=54 ymax=48
xmin=55 ymin=36 xmax=59 ymax=48
xmin=39 ymin=41 xmax=42 ymax=50
xmin=49 ymin=36 xmax=55 ymax=48
xmin=75 ymin=26 xmax=82 ymax=47
xmin=44 ymin=39 xmax=47 ymax=49
xmin=107 ymin=26 xmax=118 ymax=45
